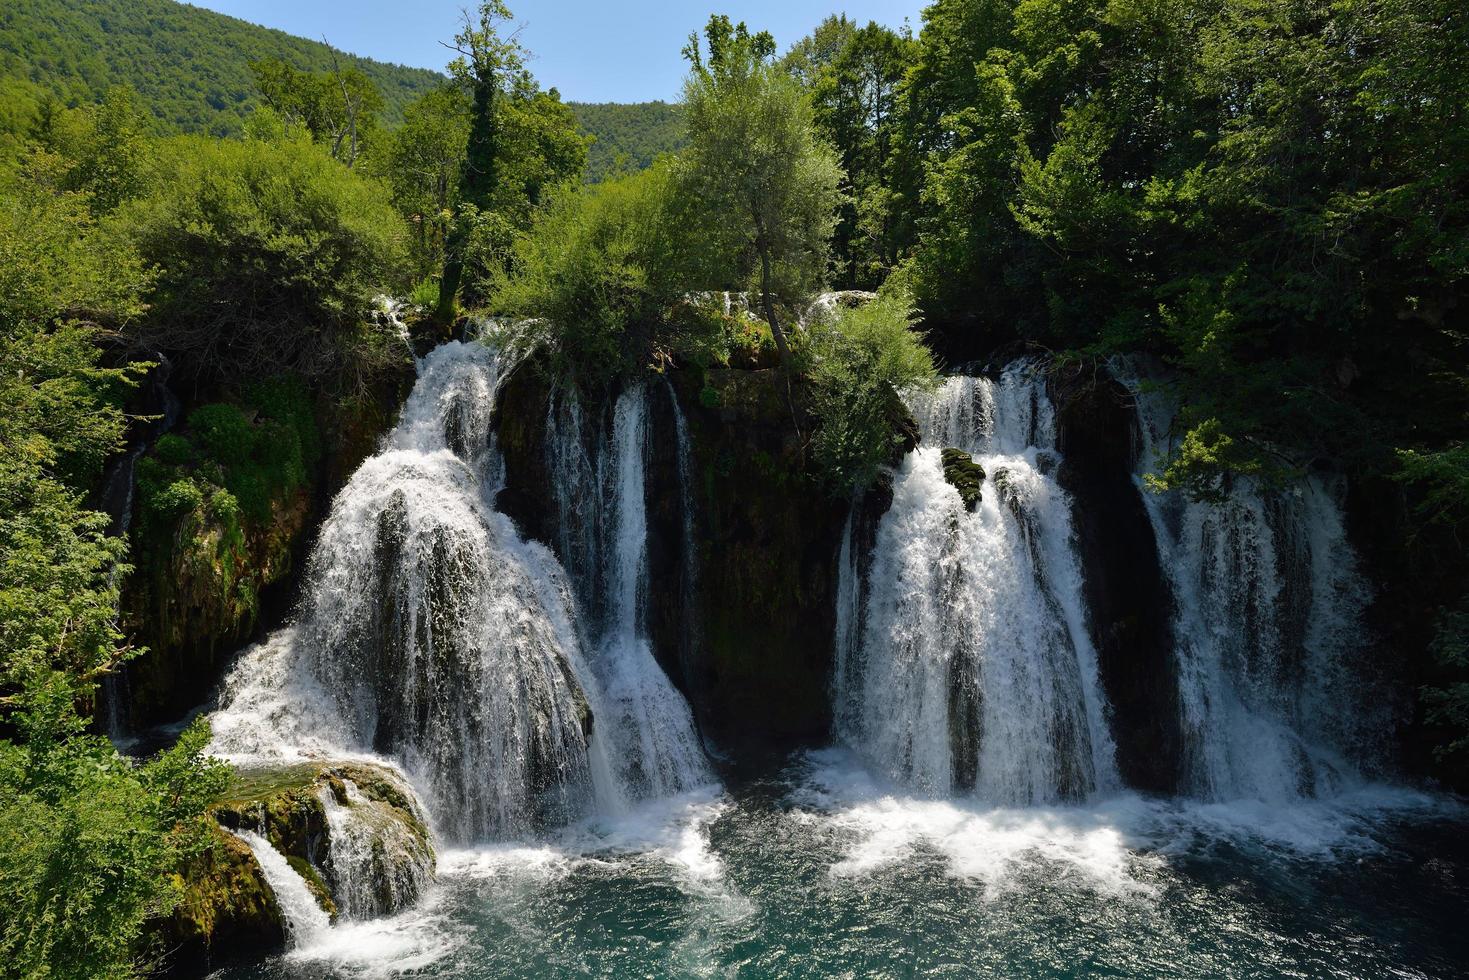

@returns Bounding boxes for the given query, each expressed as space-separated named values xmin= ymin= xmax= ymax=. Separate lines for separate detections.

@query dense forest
xmin=569 ymin=100 xmax=686 ymax=182
xmin=1 ymin=0 xmax=1466 ymax=976
xmin=0 ymin=0 xmax=443 ymax=132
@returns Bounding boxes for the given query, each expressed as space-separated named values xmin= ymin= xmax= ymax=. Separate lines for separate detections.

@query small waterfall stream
xmin=835 ymin=364 xmax=1117 ymax=803
xmin=1120 ymin=367 xmax=1380 ymax=801
xmin=544 ymin=384 xmax=713 ymax=807
xmin=230 ymin=830 xmax=332 ymax=946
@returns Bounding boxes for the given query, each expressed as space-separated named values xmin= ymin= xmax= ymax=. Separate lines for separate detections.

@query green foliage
xmin=0 ymin=0 xmax=442 ymax=137
xmin=807 ymin=291 xmax=937 ymax=491
xmin=0 ymin=718 xmax=229 ymax=980
xmin=569 ymin=101 xmax=686 ymax=183
xmin=0 ymin=132 xmax=229 ymax=980
xmin=782 ymin=17 xmax=917 ymax=288
xmin=119 ymin=132 xmax=409 ymax=381
xmin=493 ymin=160 xmax=723 ymax=383
xmin=1423 ymin=600 xmax=1469 ymax=761
xmin=139 ymin=377 xmax=319 ymax=539
xmin=249 ymin=58 xmax=385 ymax=168
xmin=681 ymin=15 xmax=845 ymax=357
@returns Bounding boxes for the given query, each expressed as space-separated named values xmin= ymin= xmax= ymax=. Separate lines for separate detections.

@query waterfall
xmin=834 ymin=364 xmax=1117 ymax=804
xmin=230 ymin=830 xmax=331 ymax=946
xmin=544 ymin=384 xmax=713 ymax=809
xmin=667 ymin=383 xmax=703 ymax=682
xmin=315 ymin=777 xmax=435 ymax=920
xmin=213 ymin=341 xmax=712 ymax=852
xmin=1120 ymin=367 xmax=1379 ymax=801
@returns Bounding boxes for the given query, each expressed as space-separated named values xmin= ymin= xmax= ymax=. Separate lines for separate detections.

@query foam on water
xmin=787 ymin=748 xmax=1458 ymax=900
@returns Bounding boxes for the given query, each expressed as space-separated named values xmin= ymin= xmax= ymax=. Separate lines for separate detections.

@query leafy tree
xmin=119 ymin=132 xmax=409 ymax=383
xmin=807 ymin=290 xmax=937 ymax=490
xmin=0 ymin=150 xmax=228 ymax=980
xmin=249 ymin=57 xmax=385 ymax=167
xmin=785 ymin=18 xmax=917 ymax=286
xmin=681 ymin=15 xmax=844 ymax=367
xmin=435 ymin=1 xmax=527 ymax=322
xmin=378 ymin=85 xmax=470 ymax=280
xmin=491 ymin=158 xmax=730 ymax=383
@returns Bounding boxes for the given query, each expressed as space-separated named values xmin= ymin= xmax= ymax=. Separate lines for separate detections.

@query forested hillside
xmin=0 ymin=0 xmax=444 ymax=133
xmin=568 ymin=101 xmax=684 ymax=181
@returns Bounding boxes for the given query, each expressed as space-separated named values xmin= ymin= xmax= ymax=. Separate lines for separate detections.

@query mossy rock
xmin=152 ymin=822 xmax=286 ymax=977
xmin=941 ymin=448 xmax=985 ymax=511
xmin=211 ymin=761 xmax=435 ymax=922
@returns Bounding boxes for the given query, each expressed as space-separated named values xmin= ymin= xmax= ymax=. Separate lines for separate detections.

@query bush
xmin=152 ymin=434 xmax=193 ymax=466
xmin=807 ymin=290 xmax=936 ymax=492
xmin=186 ymin=404 xmax=254 ymax=462
xmin=491 ymin=159 xmax=733 ymax=384
xmin=118 ymin=132 xmax=410 ymax=381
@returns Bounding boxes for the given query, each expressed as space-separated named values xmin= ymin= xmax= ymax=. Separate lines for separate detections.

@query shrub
xmin=492 ymin=159 xmax=733 ymax=384
xmin=186 ymin=404 xmax=255 ymax=462
xmin=118 ymin=132 xmax=409 ymax=381
xmin=807 ymin=290 xmax=936 ymax=492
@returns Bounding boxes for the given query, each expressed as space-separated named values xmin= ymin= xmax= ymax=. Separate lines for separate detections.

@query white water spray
xmin=1118 ymin=365 xmax=1380 ymax=801
xmin=835 ymin=364 xmax=1117 ymax=803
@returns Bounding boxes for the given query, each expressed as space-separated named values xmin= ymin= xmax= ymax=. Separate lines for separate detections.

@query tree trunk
xmin=758 ymin=243 xmax=792 ymax=369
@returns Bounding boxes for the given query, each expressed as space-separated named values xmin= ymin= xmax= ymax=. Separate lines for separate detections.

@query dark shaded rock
xmin=495 ymin=361 xmax=857 ymax=753
xmin=940 ymin=448 xmax=985 ymax=511
xmin=1050 ymin=361 xmax=1182 ymax=794
xmin=652 ymin=369 xmax=848 ymax=749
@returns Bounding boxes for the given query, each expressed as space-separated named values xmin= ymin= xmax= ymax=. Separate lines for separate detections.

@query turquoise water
xmin=213 ymin=751 xmax=1467 ymax=979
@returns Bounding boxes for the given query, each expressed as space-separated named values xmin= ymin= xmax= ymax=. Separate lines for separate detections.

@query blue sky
xmin=191 ymin=1 xmax=928 ymax=103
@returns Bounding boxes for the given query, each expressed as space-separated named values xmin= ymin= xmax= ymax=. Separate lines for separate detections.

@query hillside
xmin=0 ymin=0 xmax=445 ymax=134
xmin=569 ymin=101 xmax=685 ymax=182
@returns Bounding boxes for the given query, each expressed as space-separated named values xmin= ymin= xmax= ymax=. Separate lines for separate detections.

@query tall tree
xmin=681 ymin=15 xmax=844 ymax=366
xmin=249 ymin=56 xmax=385 ymax=167
xmin=787 ymin=19 xmax=917 ymax=285
xmin=435 ymin=1 xmax=526 ymax=323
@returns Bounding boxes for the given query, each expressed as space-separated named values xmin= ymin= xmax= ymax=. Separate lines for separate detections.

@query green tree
xmin=0 ymin=152 xmax=228 ymax=980
xmin=249 ymin=56 xmax=385 ymax=167
xmin=435 ymin=1 xmax=527 ymax=322
xmin=119 ymin=132 xmax=409 ymax=382
xmin=786 ymin=18 xmax=917 ymax=286
xmin=681 ymin=14 xmax=844 ymax=367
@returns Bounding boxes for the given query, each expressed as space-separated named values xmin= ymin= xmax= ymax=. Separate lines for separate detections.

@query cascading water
xmin=230 ymin=830 xmax=332 ymax=946
xmin=834 ymin=364 xmax=1116 ymax=803
xmin=1119 ymin=367 xmax=1380 ymax=801
xmin=212 ymin=341 xmax=710 ymax=848
xmin=315 ymin=777 xmax=435 ymax=920
xmin=543 ymin=383 xmax=712 ymax=807
xmin=213 ymin=342 xmax=597 ymax=840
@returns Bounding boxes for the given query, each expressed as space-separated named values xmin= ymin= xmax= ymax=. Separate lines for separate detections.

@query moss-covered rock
xmin=212 ymin=761 xmax=434 ymax=921
xmin=118 ymin=361 xmax=414 ymax=731
xmin=940 ymin=448 xmax=985 ymax=510
xmin=151 ymin=822 xmax=286 ymax=977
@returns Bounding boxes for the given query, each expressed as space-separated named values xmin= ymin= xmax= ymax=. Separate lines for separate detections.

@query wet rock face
xmin=154 ymin=825 xmax=288 ymax=978
xmin=156 ymin=760 xmax=437 ymax=975
xmin=205 ymin=762 xmax=435 ymax=921
xmin=495 ymin=363 xmax=858 ymax=752
xmin=1050 ymin=363 xmax=1183 ymax=794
